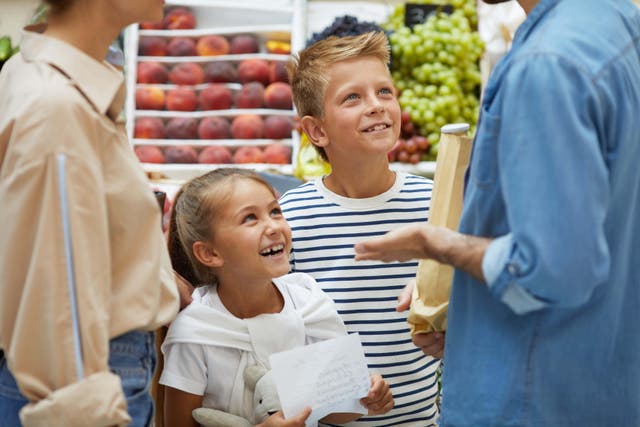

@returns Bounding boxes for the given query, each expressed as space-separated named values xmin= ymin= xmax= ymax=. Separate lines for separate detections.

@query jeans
xmin=0 ymin=330 xmax=156 ymax=427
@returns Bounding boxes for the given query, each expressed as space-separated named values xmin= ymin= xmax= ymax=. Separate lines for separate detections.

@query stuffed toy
xmin=192 ymin=365 xmax=281 ymax=427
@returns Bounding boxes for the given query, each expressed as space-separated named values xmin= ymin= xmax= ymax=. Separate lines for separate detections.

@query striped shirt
xmin=280 ymin=172 xmax=439 ymax=427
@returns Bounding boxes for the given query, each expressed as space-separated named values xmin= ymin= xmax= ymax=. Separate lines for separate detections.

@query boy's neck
xmin=323 ymin=161 xmax=396 ymax=199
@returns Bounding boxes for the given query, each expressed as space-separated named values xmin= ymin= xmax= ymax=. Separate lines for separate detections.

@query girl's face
xmin=209 ymin=178 xmax=292 ymax=282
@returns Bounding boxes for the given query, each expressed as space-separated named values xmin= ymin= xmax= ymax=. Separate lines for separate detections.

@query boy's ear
xmin=193 ymin=241 xmax=223 ymax=268
xmin=300 ymin=116 xmax=329 ymax=148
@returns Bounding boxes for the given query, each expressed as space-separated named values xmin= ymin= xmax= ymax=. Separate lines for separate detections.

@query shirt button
xmin=507 ymin=263 xmax=519 ymax=275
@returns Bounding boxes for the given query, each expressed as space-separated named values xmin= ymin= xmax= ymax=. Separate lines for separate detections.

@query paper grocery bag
xmin=408 ymin=124 xmax=472 ymax=334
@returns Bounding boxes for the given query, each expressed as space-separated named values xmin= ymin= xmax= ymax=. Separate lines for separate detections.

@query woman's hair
xmin=167 ymin=168 xmax=277 ymax=286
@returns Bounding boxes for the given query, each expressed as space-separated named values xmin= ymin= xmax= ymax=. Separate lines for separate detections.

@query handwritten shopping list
xmin=269 ymin=333 xmax=371 ymax=426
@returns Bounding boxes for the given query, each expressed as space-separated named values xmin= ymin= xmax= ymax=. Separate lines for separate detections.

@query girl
xmin=0 ymin=1 xmax=180 ymax=426
xmin=161 ymin=168 xmax=394 ymax=427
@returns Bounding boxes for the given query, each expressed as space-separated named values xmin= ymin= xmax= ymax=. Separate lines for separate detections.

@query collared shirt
xmin=0 ymin=29 xmax=179 ymax=424
xmin=443 ymin=0 xmax=640 ymax=426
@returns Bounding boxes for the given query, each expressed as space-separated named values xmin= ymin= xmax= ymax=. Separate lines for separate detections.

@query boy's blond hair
xmin=287 ymin=31 xmax=390 ymax=120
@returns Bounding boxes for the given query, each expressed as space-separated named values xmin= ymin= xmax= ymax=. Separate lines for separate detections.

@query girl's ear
xmin=192 ymin=241 xmax=223 ymax=268
xmin=300 ymin=115 xmax=329 ymax=149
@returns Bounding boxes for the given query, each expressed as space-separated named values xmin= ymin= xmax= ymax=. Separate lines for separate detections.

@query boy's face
xmin=316 ymin=56 xmax=401 ymax=162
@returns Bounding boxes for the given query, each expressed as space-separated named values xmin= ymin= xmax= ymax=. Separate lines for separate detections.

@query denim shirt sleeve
xmin=483 ymin=234 xmax=548 ymax=314
xmin=484 ymin=52 xmax=610 ymax=313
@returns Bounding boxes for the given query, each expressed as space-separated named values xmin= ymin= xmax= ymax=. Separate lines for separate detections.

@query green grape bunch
xmin=384 ymin=1 xmax=484 ymax=159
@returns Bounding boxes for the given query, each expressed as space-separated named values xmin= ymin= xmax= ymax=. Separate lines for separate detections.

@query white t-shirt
xmin=160 ymin=272 xmax=346 ymax=421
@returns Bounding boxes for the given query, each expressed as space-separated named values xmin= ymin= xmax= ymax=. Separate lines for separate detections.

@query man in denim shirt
xmin=355 ymin=0 xmax=640 ymax=426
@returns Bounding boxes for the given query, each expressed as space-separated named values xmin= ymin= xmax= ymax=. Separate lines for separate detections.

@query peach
xmin=167 ymin=37 xmax=198 ymax=57
xmin=233 ymin=146 xmax=264 ymax=164
xmin=265 ymin=40 xmax=291 ymax=54
xmin=134 ymin=117 xmax=165 ymax=139
xmin=264 ymin=82 xmax=292 ymax=110
xmin=138 ymin=37 xmax=167 ymax=56
xmin=134 ymin=145 xmax=165 ymax=163
xmin=166 ymin=87 xmax=197 ymax=111
xmin=197 ymin=35 xmax=230 ymax=56
xmin=231 ymin=115 xmax=264 ymax=139
xmin=135 ymin=86 xmax=165 ymax=110
xmin=262 ymin=143 xmax=292 ymax=164
xmin=139 ymin=20 xmax=164 ymax=30
xmin=198 ymin=117 xmax=232 ymax=140
xmin=198 ymin=84 xmax=233 ymax=110
xmin=198 ymin=145 xmax=233 ymax=164
xmin=165 ymin=117 xmax=199 ymax=140
xmin=168 ymin=62 xmax=205 ymax=85
xmin=229 ymin=34 xmax=259 ymax=54
xmin=235 ymin=82 xmax=264 ymax=109
xmin=237 ymin=59 xmax=270 ymax=85
xmin=269 ymin=61 xmax=289 ymax=84
xmin=163 ymin=7 xmax=197 ymax=30
xmin=204 ymin=61 xmax=238 ymax=83
xmin=137 ymin=62 xmax=169 ymax=84
xmin=164 ymin=145 xmax=198 ymax=163
xmin=263 ymin=115 xmax=293 ymax=139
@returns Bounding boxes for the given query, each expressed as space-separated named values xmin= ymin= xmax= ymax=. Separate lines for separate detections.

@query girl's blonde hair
xmin=168 ymin=168 xmax=277 ymax=286
xmin=286 ymin=31 xmax=391 ymax=161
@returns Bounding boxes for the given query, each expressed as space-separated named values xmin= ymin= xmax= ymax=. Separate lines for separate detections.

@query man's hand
xmin=361 ymin=374 xmax=394 ymax=416
xmin=174 ymin=271 xmax=194 ymax=310
xmin=413 ymin=332 xmax=445 ymax=359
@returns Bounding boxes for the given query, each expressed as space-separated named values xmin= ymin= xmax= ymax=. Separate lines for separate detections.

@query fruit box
xmin=123 ymin=0 xmax=306 ymax=180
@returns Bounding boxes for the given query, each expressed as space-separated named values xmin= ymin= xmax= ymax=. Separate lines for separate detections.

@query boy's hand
xmin=396 ymin=279 xmax=415 ymax=312
xmin=260 ymin=408 xmax=311 ymax=427
xmin=361 ymin=374 xmax=394 ymax=416
xmin=413 ymin=332 xmax=445 ymax=359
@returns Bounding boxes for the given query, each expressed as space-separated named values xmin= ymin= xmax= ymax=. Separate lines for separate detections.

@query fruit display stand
xmin=123 ymin=0 xmax=306 ymax=181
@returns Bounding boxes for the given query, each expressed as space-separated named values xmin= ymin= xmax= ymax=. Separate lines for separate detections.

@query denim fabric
xmin=441 ymin=0 xmax=640 ymax=426
xmin=0 ymin=330 xmax=156 ymax=427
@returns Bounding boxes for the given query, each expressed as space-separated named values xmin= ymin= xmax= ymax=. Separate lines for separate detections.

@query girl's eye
xmin=270 ymin=207 xmax=283 ymax=217
xmin=242 ymin=213 xmax=257 ymax=223
xmin=379 ymin=87 xmax=393 ymax=95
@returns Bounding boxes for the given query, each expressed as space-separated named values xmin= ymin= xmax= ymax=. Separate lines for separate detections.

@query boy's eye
xmin=343 ymin=93 xmax=359 ymax=102
xmin=379 ymin=87 xmax=393 ymax=95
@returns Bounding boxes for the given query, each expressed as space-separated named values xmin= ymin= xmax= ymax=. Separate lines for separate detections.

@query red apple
xmin=229 ymin=34 xmax=260 ymax=54
xmin=204 ymin=61 xmax=238 ymax=83
xmin=263 ymin=115 xmax=293 ymax=139
xmin=269 ymin=61 xmax=289 ymax=83
xmin=167 ymin=37 xmax=198 ymax=57
xmin=138 ymin=37 xmax=167 ymax=56
xmin=197 ymin=35 xmax=230 ymax=56
xmin=165 ymin=117 xmax=199 ymax=139
xmin=164 ymin=145 xmax=198 ymax=163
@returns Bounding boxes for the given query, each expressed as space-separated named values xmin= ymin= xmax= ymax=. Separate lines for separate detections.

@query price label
xmin=404 ymin=3 xmax=454 ymax=28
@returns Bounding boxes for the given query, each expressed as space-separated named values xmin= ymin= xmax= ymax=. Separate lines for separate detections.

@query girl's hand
xmin=360 ymin=374 xmax=394 ymax=416
xmin=259 ymin=408 xmax=311 ymax=427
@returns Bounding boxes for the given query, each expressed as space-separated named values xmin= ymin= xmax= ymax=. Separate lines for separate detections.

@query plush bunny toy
xmin=192 ymin=365 xmax=281 ymax=427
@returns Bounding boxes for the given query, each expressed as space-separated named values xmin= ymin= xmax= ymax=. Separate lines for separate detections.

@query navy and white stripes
xmin=280 ymin=173 xmax=439 ymax=427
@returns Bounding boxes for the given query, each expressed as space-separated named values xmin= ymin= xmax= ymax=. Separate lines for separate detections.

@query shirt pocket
xmin=469 ymin=106 xmax=500 ymax=187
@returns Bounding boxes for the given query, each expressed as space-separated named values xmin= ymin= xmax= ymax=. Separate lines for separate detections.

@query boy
xmin=279 ymin=31 xmax=440 ymax=426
